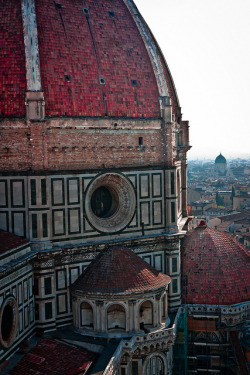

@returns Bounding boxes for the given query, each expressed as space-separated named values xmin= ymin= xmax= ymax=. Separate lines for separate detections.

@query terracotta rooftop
xmin=0 ymin=230 xmax=28 ymax=255
xmin=71 ymin=246 xmax=171 ymax=294
xmin=10 ymin=338 xmax=98 ymax=375
xmin=181 ymin=221 xmax=250 ymax=305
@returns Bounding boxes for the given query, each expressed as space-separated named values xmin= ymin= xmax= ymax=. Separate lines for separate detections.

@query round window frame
xmin=0 ymin=296 xmax=19 ymax=349
xmin=85 ymin=173 xmax=136 ymax=233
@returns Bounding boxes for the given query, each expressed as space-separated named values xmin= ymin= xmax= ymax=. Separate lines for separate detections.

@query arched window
xmin=139 ymin=300 xmax=153 ymax=328
xmin=80 ymin=302 xmax=93 ymax=328
xmin=145 ymin=356 xmax=164 ymax=375
xmin=107 ymin=304 xmax=126 ymax=330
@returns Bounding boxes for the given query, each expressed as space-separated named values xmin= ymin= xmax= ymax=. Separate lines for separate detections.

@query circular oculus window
xmin=0 ymin=296 xmax=19 ymax=349
xmin=85 ymin=173 xmax=136 ymax=233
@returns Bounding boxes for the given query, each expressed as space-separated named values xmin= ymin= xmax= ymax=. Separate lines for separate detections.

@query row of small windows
xmin=64 ymin=75 xmax=138 ymax=87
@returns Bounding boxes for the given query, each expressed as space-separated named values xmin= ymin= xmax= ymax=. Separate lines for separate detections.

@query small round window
xmin=85 ymin=173 xmax=135 ymax=233
xmin=91 ymin=186 xmax=118 ymax=218
xmin=0 ymin=296 xmax=19 ymax=348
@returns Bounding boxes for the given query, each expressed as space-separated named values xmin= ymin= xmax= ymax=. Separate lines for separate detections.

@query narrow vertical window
xmin=31 ymin=179 xmax=36 ymax=205
xmin=32 ymin=214 xmax=37 ymax=238
xmin=41 ymin=179 xmax=47 ymax=205
xmin=44 ymin=277 xmax=52 ymax=295
xmin=132 ymin=361 xmax=138 ymax=375
xmin=138 ymin=137 xmax=143 ymax=146
xmin=172 ymin=279 xmax=178 ymax=293
xmin=171 ymin=201 xmax=176 ymax=223
xmin=172 ymin=257 xmax=177 ymax=273
xmin=171 ymin=172 xmax=175 ymax=195
xmin=33 ymin=278 xmax=38 ymax=295
xmin=45 ymin=302 xmax=52 ymax=320
xmin=42 ymin=213 xmax=48 ymax=237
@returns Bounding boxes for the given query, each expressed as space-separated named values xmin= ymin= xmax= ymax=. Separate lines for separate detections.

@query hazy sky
xmin=134 ymin=0 xmax=250 ymax=160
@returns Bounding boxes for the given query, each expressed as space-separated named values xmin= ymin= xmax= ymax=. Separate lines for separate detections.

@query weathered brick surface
xmin=0 ymin=0 xmax=26 ymax=116
xmin=0 ymin=119 xmax=31 ymax=170
xmin=0 ymin=117 xmax=177 ymax=171
xmin=35 ymin=0 xmax=160 ymax=117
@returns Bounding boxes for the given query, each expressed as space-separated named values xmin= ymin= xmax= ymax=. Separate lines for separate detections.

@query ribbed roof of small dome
xmin=215 ymin=153 xmax=227 ymax=164
xmin=71 ymin=246 xmax=171 ymax=294
xmin=181 ymin=222 xmax=250 ymax=305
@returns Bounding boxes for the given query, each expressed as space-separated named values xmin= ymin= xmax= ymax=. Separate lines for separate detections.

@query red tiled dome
xmin=181 ymin=222 xmax=250 ymax=305
xmin=71 ymin=246 xmax=171 ymax=294
xmin=0 ymin=0 xmax=179 ymax=117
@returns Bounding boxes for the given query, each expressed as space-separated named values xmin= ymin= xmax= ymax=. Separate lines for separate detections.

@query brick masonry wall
xmin=0 ymin=118 xmax=176 ymax=172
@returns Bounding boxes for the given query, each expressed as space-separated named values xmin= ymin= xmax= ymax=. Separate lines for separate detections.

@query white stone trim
xmin=21 ymin=0 xmax=42 ymax=91
xmin=123 ymin=0 xmax=169 ymax=98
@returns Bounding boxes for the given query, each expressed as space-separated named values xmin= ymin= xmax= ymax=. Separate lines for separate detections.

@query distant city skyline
xmin=134 ymin=0 xmax=250 ymax=160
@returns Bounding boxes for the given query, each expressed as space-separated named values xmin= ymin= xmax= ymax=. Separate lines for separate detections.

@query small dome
xmin=181 ymin=225 xmax=250 ymax=305
xmin=71 ymin=246 xmax=171 ymax=295
xmin=215 ymin=153 xmax=226 ymax=164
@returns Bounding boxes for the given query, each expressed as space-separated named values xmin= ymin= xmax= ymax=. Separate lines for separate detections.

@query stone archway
xmin=80 ymin=302 xmax=94 ymax=328
xmin=143 ymin=352 xmax=167 ymax=375
xmin=107 ymin=304 xmax=126 ymax=330
xmin=139 ymin=300 xmax=153 ymax=328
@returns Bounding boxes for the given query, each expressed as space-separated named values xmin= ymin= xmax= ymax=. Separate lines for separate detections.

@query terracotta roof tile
xmin=10 ymin=338 xmax=98 ymax=375
xmin=71 ymin=246 xmax=171 ymax=294
xmin=181 ymin=222 xmax=250 ymax=305
xmin=0 ymin=230 xmax=28 ymax=255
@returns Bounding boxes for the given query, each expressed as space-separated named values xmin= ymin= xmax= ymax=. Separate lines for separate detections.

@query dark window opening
xmin=108 ymin=11 xmax=115 ymax=18
xmin=42 ymin=213 xmax=48 ymax=237
xmin=99 ymin=77 xmax=106 ymax=85
xmin=172 ymin=279 xmax=178 ymax=293
xmin=1 ymin=305 xmax=13 ymax=341
xmin=32 ymin=214 xmax=38 ymax=238
xmin=54 ymin=2 xmax=62 ymax=10
xmin=171 ymin=201 xmax=176 ymax=223
xmin=172 ymin=257 xmax=177 ymax=273
xmin=64 ymin=75 xmax=71 ymax=82
xmin=139 ymin=137 xmax=143 ymax=146
xmin=131 ymin=79 xmax=137 ymax=86
xmin=41 ymin=179 xmax=47 ymax=205
xmin=45 ymin=302 xmax=53 ymax=320
xmin=132 ymin=361 xmax=138 ymax=375
xmin=171 ymin=172 xmax=175 ymax=195
xmin=83 ymin=8 xmax=89 ymax=15
xmin=91 ymin=186 xmax=118 ymax=218
xmin=33 ymin=278 xmax=38 ymax=295
xmin=44 ymin=277 xmax=52 ymax=295
xmin=35 ymin=304 xmax=39 ymax=320
xmin=31 ymin=179 xmax=36 ymax=205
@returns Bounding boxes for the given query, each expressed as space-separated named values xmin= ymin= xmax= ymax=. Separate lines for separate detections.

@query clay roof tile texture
xmin=0 ymin=230 xmax=28 ymax=255
xmin=181 ymin=223 xmax=250 ymax=305
xmin=71 ymin=246 xmax=171 ymax=294
xmin=10 ymin=338 xmax=97 ymax=375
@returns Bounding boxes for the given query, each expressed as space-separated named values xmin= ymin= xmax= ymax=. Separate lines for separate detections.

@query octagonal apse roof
xmin=0 ymin=0 xmax=179 ymax=118
xmin=71 ymin=246 xmax=171 ymax=295
xmin=181 ymin=221 xmax=250 ymax=305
